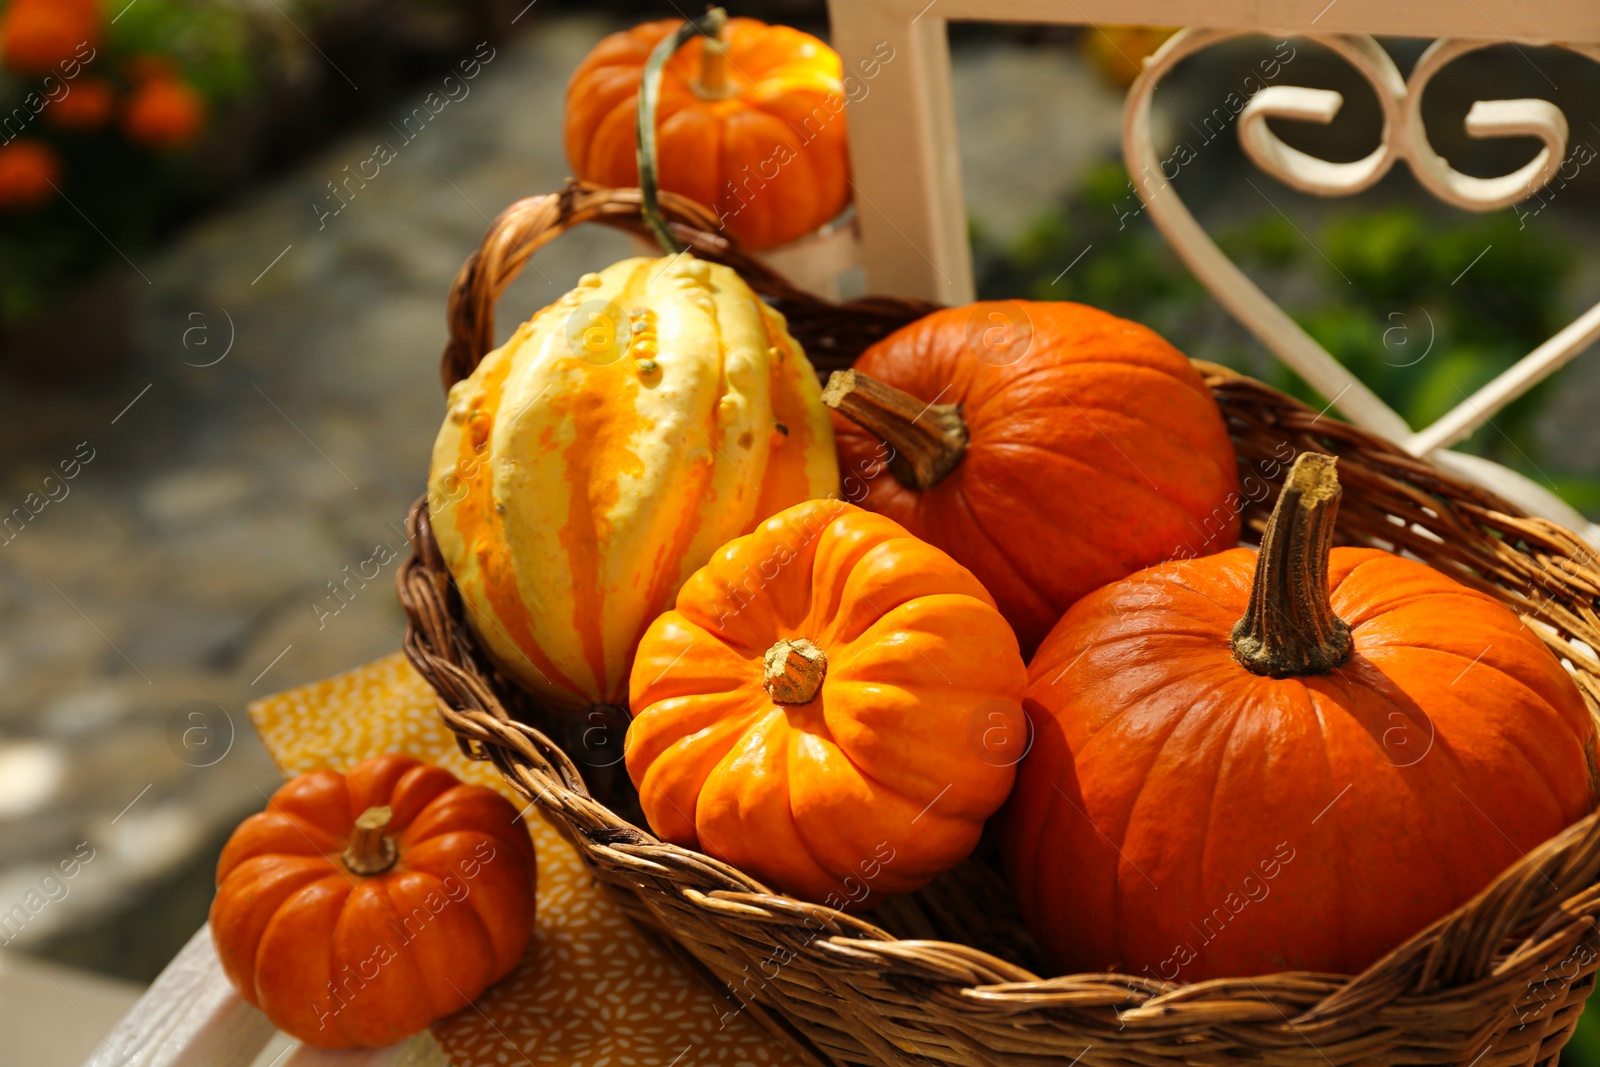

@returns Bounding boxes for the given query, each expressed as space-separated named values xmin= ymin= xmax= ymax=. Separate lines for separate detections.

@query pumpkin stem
xmin=695 ymin=36 xmax=731 ymax=99
xmin=822 ymin=369 xmax=969 ymax=490
xmin=1231 ymin=453 xmax=1352 ymax=678
xmin=343 ymin=805 xmax=399 ymax=877
xmin=764 ymin=638 xmax=827 ymax=704
xmin=637 ymin=7 xmax=728 ymax=254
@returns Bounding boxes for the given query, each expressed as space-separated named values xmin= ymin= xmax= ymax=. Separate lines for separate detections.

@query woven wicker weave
xmin=399 ymin=182 xmax=1600 ymax=1067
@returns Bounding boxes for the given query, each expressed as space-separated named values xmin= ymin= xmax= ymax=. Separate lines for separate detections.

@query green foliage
xmin=975 ymin=159 xmax=1599 ymax=518
xmin=1566 ymin=1004 xmax=1600 ymax=1067
xmin=107 ymin=0 xmax=256 ymax=101
xmin=0 ymin=0 xmax=262 ymax=328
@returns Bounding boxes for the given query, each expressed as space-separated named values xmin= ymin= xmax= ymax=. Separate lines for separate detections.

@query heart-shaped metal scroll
xmin=1124 ymin=29 xmax=1600 ymax=543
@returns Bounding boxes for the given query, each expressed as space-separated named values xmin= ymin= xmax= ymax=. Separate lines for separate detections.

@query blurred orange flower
xmin=123 ymin=77 xmax=206 ymax=149
xmin=0 ymin=140 xmax=62 ymax=210
xmin=123 ymin=53 xmax=178 ymax=83
xmin=46 ymin=75 xmax=116 ymax=129
xmin=0 ymin=0 xmax=100 ymax=75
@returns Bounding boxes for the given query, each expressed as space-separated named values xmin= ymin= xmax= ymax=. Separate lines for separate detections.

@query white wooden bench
xmin=81 ymin=926 xmax=445 ymax=1067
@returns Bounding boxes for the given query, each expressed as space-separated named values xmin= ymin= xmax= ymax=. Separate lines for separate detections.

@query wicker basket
xmin=399 ymin=182 xmax=1600 ymax=1067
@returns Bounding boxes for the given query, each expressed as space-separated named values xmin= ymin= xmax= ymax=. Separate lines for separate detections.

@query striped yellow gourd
xmin=429 ymin=254 xmax=838 ymax=712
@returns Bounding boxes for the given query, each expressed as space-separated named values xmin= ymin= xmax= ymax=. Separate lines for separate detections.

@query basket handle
xmin=439 ymin=183 xmax=757 ymax=391
xmin=437 ymin=180 xmax=938 ymax=392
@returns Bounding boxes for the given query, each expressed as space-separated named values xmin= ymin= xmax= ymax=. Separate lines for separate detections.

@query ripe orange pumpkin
xmin=564 ymin=17 xmax=851 ymax=251
xmin=626 ymin=498 xmax=1027 ymax=909
xmin=1002 ymin=454 xmax=1600 ymax=981
xmin=210 ymin=754 xmax=538 ymax=1048
xmin=826 ymin=300 xmax=1241 ymax=656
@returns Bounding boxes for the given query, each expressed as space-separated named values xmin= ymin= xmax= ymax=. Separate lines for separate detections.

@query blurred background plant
xmin=0 ymin=0 xmax=517 ymax=369
xmin=0 ymin=0 xmax=243 ymax=329
xmin=976 ymin=30 xmax=1600 ymax=521
xmin=976 ymin=157 xmax=1600 ymax=518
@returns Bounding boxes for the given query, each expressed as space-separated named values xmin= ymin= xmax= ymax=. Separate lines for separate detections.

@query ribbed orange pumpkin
xmin=1003 ymin=454 xmax=1599 ymax=981
xmin=564 ymin=17 xmax=851 ymax=250
xmin=210 ymin=754 xmax=537 ymax=1048
xmin=826 ymin=300 xmax=1241 ymax=656
xmin=626 ymin=498 xmax=1027 ymax=909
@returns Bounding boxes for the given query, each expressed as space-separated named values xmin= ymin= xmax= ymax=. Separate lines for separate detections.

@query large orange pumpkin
xmin=626 ymin=498 xmax=1027 ymax=909
xmin=564 ymin=17 xmax=851 ymax=251
xmin=1003 ymin=454 xmax=1599 ymax=981
xmin=211 ymin=754 xmax=538 ymax=1048
xmin=826 ymin=300 xmax=1241 ymax=656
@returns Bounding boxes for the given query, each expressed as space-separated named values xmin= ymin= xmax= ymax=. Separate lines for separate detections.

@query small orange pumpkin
xmin=210 ymin=754 xmax=538 ymax=1048
xmin=1003 ymin=454 xmax=1599 ymax=980
xmin=564 ymin=17 xmax=851 ymax=250
xmin=626 ymin=498 xmax=1027 ymax=909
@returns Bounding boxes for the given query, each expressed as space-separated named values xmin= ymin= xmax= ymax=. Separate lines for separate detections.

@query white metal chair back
xmin=826 ymin=0 xmax=1600 ymax=544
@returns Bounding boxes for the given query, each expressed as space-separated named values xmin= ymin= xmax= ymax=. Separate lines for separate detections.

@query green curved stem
xmin=637 ymin=8 xmax=727 ymax=255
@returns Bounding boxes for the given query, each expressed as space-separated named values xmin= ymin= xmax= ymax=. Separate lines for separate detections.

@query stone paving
xmin=0 ymin=16 xmax=1126 ymax=980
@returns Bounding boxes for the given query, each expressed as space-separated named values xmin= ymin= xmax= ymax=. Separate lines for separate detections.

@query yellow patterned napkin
xmin=249 ymin=651 xmax=795 ymax=1066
